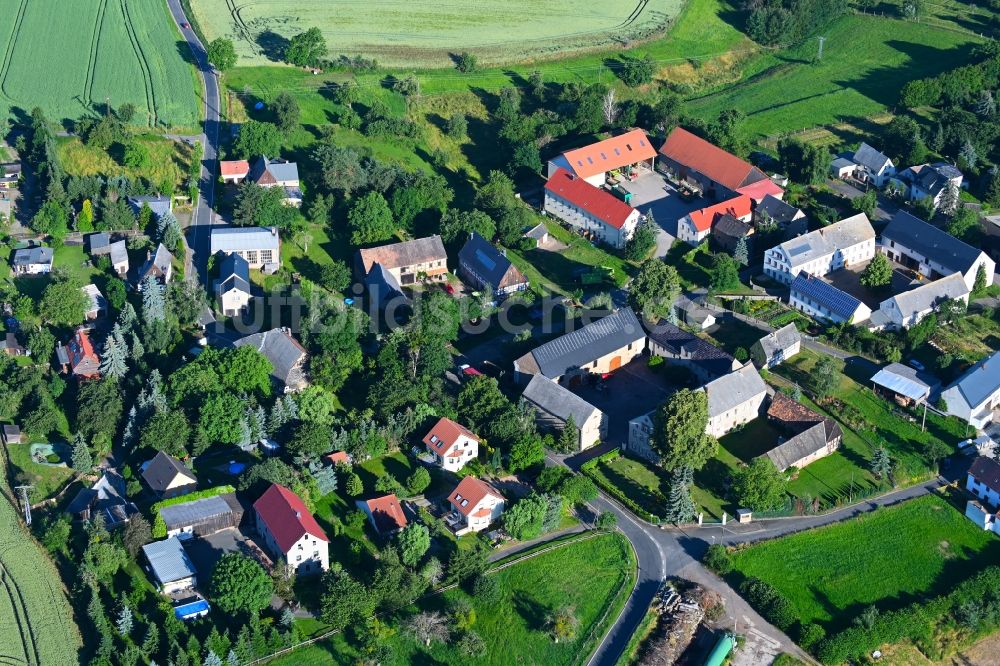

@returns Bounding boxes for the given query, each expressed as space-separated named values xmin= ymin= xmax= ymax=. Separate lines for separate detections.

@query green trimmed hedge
xmin=151 ymin=485 xmax=235 ymax=538
xmin=581 ymin=452 xmax=662 ymax=524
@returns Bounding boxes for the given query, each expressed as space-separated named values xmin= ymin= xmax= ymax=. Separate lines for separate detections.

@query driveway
xmin=619 ymin=172 xmax=705 ymax=257
xmin=570 ymin=359 xmax=678 ymax=444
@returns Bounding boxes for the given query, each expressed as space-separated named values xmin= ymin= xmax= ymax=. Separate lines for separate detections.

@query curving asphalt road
xmin=164 ymin=0 xmax=221 ymax=283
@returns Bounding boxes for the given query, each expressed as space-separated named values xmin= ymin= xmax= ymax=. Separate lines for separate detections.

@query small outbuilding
xmin=2 ymin=425 xmax=21 ymax=445
xmin=142 ymin=537 xmax=197 ymax=594
xmin=870 ymin=363 xmax=938 ymax=407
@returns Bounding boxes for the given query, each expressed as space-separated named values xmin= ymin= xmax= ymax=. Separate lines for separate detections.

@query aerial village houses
xmin=62 ymin=327 xmax=101 ymax=379
xmin=521 ymin=374 xmax=607 ymax=450
xmin=141 ymin=451 xmax=198 ymax=499
xmin=880 ymin=211 xmax=995 ymax=290
xmin=219 ymin=160 xmax=250 ymax=184
xmin=249 ymin=156 xmax=303 ymax=207
xmin=646 ymin=320 xmax=740 ymax=384
xmin=672 ymin=294 xmax=717 ymax=331
xmin=627 ymin=411 xmax=659 ymax=463
xmin=543 ymin=168 xmax=641 ymax=249
xmin=514 ymin=307 xmax=646 ymax=385
xmin=355 ymin=235 xmax=449 ymax=297
xmin=137 ymin=243 xmax=174 ymax=286
xmin=0 ymin=161 xmax=21 ymax=188
xmin=233 ymin=328 xmax=309 ymax=393
xmin=254 ymin=483 xmax=329 ymax=575
xmin=142 ymin=537 xmax=197 ymax=594
xmin=763 ymin=393 xmax=843 ymax=471
xmin=210 ymin=226 xmax=281 ymax=272
xmin=704 ymin=363 xmax=768 ymax=438
xmin=159 ymin=493 xmax=244 ymax=540
xmin=128 ymin=194 xmax=172 ymax=219
xmin=0 ymin=332 xmax=27 ymax=357
xmin=965 ymin=456 xmax=1000 ymax=534
xmin=82 ymin=284 xmax=107 ymax=320
xmin=447 ymin=476 xmax=505 ymax=534
xmin=789 ymin=274 xmax=872 ymax=325
xmin=457 ymin=232 xmax=528 ymax=298
xmin=711 ymin=210 xmax=754 ymax=254
xmin=65 ymin=469 xmax=138 ymax=526
xmin=764 ymin=213 xmax=876 ymax=284
xmin=357 ymin=494 xmax=408 ymax=536
xmin=897 ymin=162 xmax=963 ymax=208
xmin=874 ymin=272 xmax=970 ymax=330
xmin=940 ymin=351 xmax=1000 ymax=429
xmin=658 ymin=126 xmax=783 ymax=201
xmin=677 ymin=195 xmax=753 ymax=246
xmin=750 ymin=323 xmax=801 ymax=369
xmin=843 ymin=142 xmax=896 ymax=187
xmin=88 ymin=233 xmax=129 ymax=277
xmin=422 ymin=417 xmax=480 ymax=472
xmin=214 ymin=253 xmax=252 ymax=316
xmin=754 ymin=194 xmax=807 ymax=238
xmin=547 ymin=128 xmax=657 ymax=186
xmin=11 ymin=246 xmax=52 ymax=275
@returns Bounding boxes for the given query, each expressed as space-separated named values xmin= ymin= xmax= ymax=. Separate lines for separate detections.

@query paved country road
xmin=165 ymin=0 xmax=221 ymax=283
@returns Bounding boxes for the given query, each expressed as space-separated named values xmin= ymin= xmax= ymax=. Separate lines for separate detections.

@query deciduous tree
xmin=210 ymin=553 xmax=274 ymax=615
xmin=651 ymin=390 xmax=718 ymax=471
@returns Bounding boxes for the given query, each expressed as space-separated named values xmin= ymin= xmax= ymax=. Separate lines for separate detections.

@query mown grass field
xmin=0 ymin=454 xmax=81 ymax=665
xmin=191 ymin=0 xmax=680 ymax=68
xmin=0 ymin=0 xmax=200 ymax=128
xmin=686 ymin=14 xmax=981 ymax=140
xmin=269 ymin=532 xmax=636 ymax=666
xmin=729 ymin=494 xmax=1000 ymax=631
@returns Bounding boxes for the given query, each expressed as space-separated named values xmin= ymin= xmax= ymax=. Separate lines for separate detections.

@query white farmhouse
xmin=421 ymin=417 xmax=479 ymax=472
xmin=253 ymin=483 xmax=329 ymax=575
xmin=704 ymin=364 xmax=768 ymax=438
xmin=965 ymin=456 xmax=1000 ymax=535
xmin=880 ymin=211 xmax=995 ymax=291
xmin=874 ymin=272 xmax=969 ymax=330
xmin=789 ymin=274 xmax=872 ymax=325
xmin=763 ymin=213 xmax=875 ymax=284
xmin=544 ymin=168 xmax=640 ymax=249
xmin=447 ymin=477 xmax=505 ymax=535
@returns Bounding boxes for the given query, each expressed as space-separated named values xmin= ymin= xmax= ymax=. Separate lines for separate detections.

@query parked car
xmin=908 ymin=359 xmax=926 ymax=371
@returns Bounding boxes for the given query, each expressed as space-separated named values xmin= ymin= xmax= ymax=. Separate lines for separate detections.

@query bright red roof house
xmin=659 ymin=127 xmax=769 ymax=194
xmin=357 ymin=493 xmax=408 ymax=535
xmin=253 ymin=484 xmax=329 ymax=575
xmin=543 ymin=168 xmax=641 ymax=249
xmin=219 ymin=160 xmax=250 ymax=183
xmin=447 ymin=477 xmax=505 ymax=534
xmin=556 ymin=129 xmax=657 ymax=181
xmin=677 ymin=195 xmax=753 ymax=245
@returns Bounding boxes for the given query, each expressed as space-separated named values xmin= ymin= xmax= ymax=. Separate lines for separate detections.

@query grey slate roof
xmin=521 ymin=374 xmax=601 ymax=426
xmin=142 ymin=537 xmax=196 ymax=584
xmin=142 ymin=452 xmax=197 ymax=493
xmin=969 ymin=456 xmax=1000 ymax=494
xmin=853 ymin=142 xmax=892 ymax=172
xmin=524 ymin=223 xmax=549 ymax=241
xmin=831 ymin=157 xmax=855 ymax=171
xmin=458 ymin=233 xmax=524 ymax=289
xmin=791 ymin=274 xmax=864 ymax=321
xmin=885 ymin=272 xmax=969 ymax=318
xmin=139 ymin=243 xmax=173 ymax=281
xmin=704 ymin=364 xmax=766 ymax=418
xmin=128 ymin=194 xmax=171 ymax=218
xmin=211 ymin=226 xmax=280 ymax=254
xmin=88 ymin=232 xmax=111 ymax=251
xmin=776 ymin=213 xmax=873 ymax=269
xmin=364 ymin=262 xmax=406 ymax=305
xmin=645 ymin=319 xmax=736 ymax=380
xmin=249 ymin=156 xmax=299 ymax=184
xmin=870 ymin=363 xmax=937 ymax=402
xmin=765 ymin=422 xmax=829 ymax=471
xmin=233 ymin=328 xmax=307 ymax=389
xmin=526 ymin=307 xmax=645 ymax=379
xmin=945 ymin=351 xmax=1000 ymax=409
xmin=755 ymin=194 xmax=803 ymax=226
xmin=12 ymin=246 xmax=52 ymax=267
xmin=65 ymin=469 xmax=129 ymax=515
xmin=159 ymin=494 xmax=239 ymax=531
xmin=909 ymin=162 xmax=963 ymax=196
xmin=713 ymin=213 xmax=751 ymax=239
xmin=215 ymin=252 xmax=251 ymax=296
xmin=754 ymin=323 xmax=800 ymax=362
xmin=881 ymin=211 xmax=984 ymax=276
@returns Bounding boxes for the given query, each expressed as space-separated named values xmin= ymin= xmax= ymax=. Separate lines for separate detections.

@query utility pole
xmin=14 ymin=485 xmax=33 ymax=525
xmin=817 ymin=36 xmax=826 ymax=62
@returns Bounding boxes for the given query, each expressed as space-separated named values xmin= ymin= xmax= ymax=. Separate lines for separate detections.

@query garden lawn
xmin=5 ymin=442 xmax=74 ymax=501
xmin=701 ymin=318 xmax=765 ymax=358
xmin=355 ymin=452 xmax=451 ymax=499
xmin=729 ymin=493 xmax=1000 ymax=632
xmin=686 ymin=15 xmax=980 ymax=140
xmin=586 ymin=453 xmax=671 ymax=518
xmin=269 ymin=532 xmax=636 ymax=666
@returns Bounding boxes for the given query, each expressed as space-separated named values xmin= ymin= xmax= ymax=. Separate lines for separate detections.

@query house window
xmin=261 ymin=250 xmax=273 ymax=263
xmin=245 ymin=250 xmax=259 ymax=264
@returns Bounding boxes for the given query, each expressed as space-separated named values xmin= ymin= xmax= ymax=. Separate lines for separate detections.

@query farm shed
xmin=830 ymin=157 xmax=856 ymax=179
xmin=142 ymin=537 xmax=197 ymax=594
xmin=870 ymin=363 xmax=938 ymax=407
xmin=159 ymin=493 xmax=244 ymax=539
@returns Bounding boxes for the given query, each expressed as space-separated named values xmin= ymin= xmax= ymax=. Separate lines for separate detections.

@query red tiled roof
xmin=448 ymin=477 xmax=504 ymax=518
xmin=364 ymin=494 xmax=408 ymax=533
xmin=253 ymin=484 xmax=328 ymax=553
xmin=324 ymin=451 xmax=350 ymax=466
xmin=219 ymin=160 xmax=250 ymax=177
xmin=659 ymin=127 xmax=769 ymax=191
xmin=561 ymin=129 xmax=657 ymax=179
xmin=686 ymin=195 xmax=753 ymax=233
xmin=423 ymin=417 xmax=479 ymax=457
xmin=69 ymin=328 xmax=100 ymax=377
xmin=545 ymin=168 xmax=636 ymax=230
xmin=736 ymin=179 xmax=784 ymax=202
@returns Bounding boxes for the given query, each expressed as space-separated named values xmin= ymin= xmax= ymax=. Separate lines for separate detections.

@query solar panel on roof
xmin=793 ymin=276 xmax=861 ymax=318
xmin=788 ymin=244 xmax=811 ymax=257
xmin=475 ymin=249 xmax=497 ymax=272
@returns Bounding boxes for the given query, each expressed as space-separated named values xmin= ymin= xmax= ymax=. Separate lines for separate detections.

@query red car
xmin=181 ymin=22 xmax=191 ymax=29
xmin=443 ymin=283 xmax=455 ymax=295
